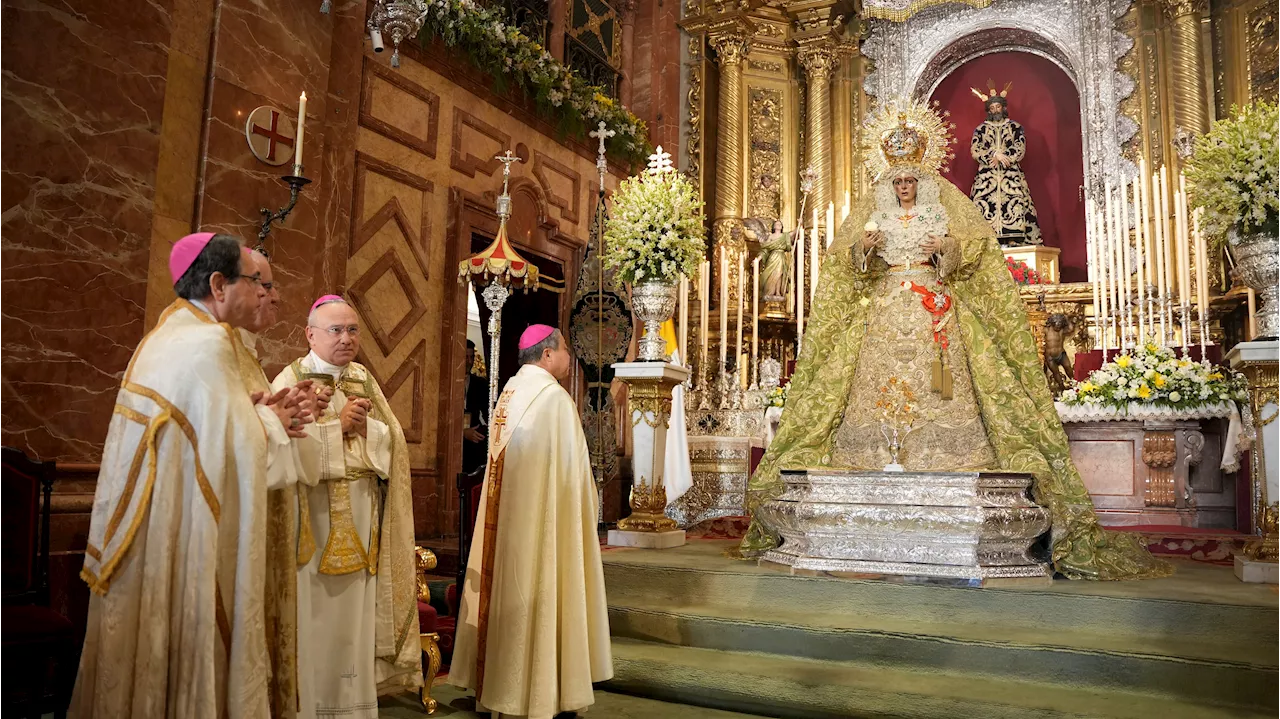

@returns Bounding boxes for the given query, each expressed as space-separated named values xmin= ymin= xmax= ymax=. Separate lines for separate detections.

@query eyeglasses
xmin=310 ymin=325 xmax=361 ymax=338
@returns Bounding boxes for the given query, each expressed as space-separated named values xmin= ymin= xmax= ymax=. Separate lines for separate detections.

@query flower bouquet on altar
xmin=876 ymin=377 xmax=917 ymax=472
xmin=1005 ymin=256 xmax=1044 ymax=285
xmin=603 ymin=147 xmax=706 ymax=360
xmin=765 ymin=382 xmax=789 ymax=409
xmin=1058 ymin=342 xmax=1247 ymax=411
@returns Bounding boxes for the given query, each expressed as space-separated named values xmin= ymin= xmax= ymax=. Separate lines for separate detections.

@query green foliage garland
xmin=417 ymin=0 xmax=650 ymax=166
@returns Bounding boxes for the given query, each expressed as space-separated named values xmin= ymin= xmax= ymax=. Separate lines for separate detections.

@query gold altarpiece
xmin=662 ymin=0 xmax=1274 ymax=531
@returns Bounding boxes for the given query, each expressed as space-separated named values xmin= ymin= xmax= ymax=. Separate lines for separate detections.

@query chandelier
xmin=322 ymin=0 xmax=429 ymax=69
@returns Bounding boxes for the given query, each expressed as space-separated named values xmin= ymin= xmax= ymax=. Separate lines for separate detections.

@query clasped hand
xmin=250 ymin=381 xmax=313 ymax=439
xmin=341 ymin=398 xmax=373 ymax=438
xmin=863 ymin=230 xmax=945 ymax=256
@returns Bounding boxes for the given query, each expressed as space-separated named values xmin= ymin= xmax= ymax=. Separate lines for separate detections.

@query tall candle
xmin=1134 ymin=175 xmax=1148 ymax=342
xmin=1132 ymin=176 xmax=1145 ymax=341
xmin=1179 ymin=173 xmax=1192 ymax=310
xmin=701 ymin=261 xmax=709 ymax=377
xmin=1105 ymin=182 xmax=1117 ymax=350
xmin=810 ymin=206 xmax=819 ymax=303
xmin=736 ymin=253 xmax=744 ymax=376
xmin=826 ymin=202 xmax=836 ymax=249
xmin=752 ymin=256 xmax=760 ymax=386
xmin=719 ymin=248 xmax=728 ymax=376
xmin=294 ymin=92 xmax=307 ymax=174
xmin=1159 ymin=166 xmax=1173 ymax=330
xmin=1248 ymin=288 xmax=1258 ymax=339
xmin=1193 ymin=207 xmax=1208 ymax=353
xmin=678 ymin=274 xmax=688 ymax=365
xmin=1086 ymin=199 xmax=1101 ymax=348
xmin=795 ymin=229 xmax=804 ymax=339
xmin=1151 ymin=171 xmax=1166 ymax=342
xmin=809 ymin=220 xmax=819 ymax=304
xmin=1119 ymin=180 xmax=1132 ymax=348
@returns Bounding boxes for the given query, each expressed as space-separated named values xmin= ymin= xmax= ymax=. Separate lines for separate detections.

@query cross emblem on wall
xmin=244 ymin=105 xmax=296 ymax=166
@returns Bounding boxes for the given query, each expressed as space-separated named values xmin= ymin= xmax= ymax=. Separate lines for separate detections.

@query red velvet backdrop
xmin=930 ymin=52 xmax=1088 ymax=282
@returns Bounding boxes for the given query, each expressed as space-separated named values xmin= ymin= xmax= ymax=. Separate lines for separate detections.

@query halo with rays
xmin=860 ymin=97 xmax=957 ymax=182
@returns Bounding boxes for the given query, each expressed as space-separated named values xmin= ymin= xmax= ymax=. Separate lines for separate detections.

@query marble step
xmin=602 ymin=556 xmax=1278 ymax=649
xmin=607 ymin=638 xmax=1276 ymax=719
xmin=608 ymin=603 xmax=1277 ymax=711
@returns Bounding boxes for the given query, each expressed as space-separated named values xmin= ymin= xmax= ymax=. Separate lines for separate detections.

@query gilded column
xmin=1164 ymin=0 xmax=1210 ymax=140
xmin=798 ymin=44 xmax=836 ymax=225
xmin=710 ymin=31 xmax=750 ymax=253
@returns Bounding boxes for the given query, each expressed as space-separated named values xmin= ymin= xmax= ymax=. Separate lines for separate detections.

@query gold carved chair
xmin=415 ymin=546 xmax=443 ymax=714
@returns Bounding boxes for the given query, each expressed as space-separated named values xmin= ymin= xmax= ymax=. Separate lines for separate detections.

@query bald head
xmin=306 ymin=300 xmax=361 ymax=366
xmin=246 ymin=251 xmax=278 ymax=333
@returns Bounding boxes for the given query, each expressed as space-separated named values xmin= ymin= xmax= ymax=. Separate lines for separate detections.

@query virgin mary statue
xmin=739 ymin=100 xmax=1169 ymax=580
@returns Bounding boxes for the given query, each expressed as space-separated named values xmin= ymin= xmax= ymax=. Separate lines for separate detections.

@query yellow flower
xmin=1178 ymin=359 xmax=1191 ymax=368
xmin=1146 ymin=342 xmax=1159 ymax=353
xmin=1137 ymin=384 xmax=1151 ymax=399
xmin=1115 ymin=355 xmax=1132 ymax=368
xmin=593 ymin=92 xmax=614 ymax=107
xmin=1080 ymin=382 xmax=1096 ymax=393
xmin=1153 ymin=375 xmax=1167 ymax=388
xmin=1207 ymin=372 xmax=1223 ymax=380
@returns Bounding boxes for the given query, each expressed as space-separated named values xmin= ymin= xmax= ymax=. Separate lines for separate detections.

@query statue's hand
xmin=862 ymin=230 xmax=884 ymax=251
xmin=921 ymin=234 xmax=945 ymax=255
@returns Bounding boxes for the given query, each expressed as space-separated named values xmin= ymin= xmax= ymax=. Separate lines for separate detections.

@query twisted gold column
xmin=710 ymin=32 xmax=749 ymax=254
xmin=1165 ymin=0 xmax=1209 ymax=138
xmin=800 ymin=46 xmax=836 ymax=227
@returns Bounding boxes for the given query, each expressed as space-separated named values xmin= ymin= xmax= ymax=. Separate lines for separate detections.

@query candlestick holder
xmin=1176 ymin=304 xmax=1192 ymax=356
xmin=257 ymin=172 xmax=313 ymax=246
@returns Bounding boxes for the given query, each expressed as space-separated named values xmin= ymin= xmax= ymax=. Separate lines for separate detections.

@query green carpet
xmin=600 ymin=540 xmax=1279 ymax=719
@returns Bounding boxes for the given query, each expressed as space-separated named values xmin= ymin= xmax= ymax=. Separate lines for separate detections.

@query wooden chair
xmin=415 ymin=546 xmax=443 ymax=714
xmin=2 ymin=447 xmax=75 ymax=718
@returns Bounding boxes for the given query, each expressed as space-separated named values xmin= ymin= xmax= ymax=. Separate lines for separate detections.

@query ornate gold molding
xmin=710 ymin=31 xmax=751 ymax=66
xmin=1165 ymin=0 xmax=1210 ymax=138
xmin=687 ymin=36 xmax=705 ymax=187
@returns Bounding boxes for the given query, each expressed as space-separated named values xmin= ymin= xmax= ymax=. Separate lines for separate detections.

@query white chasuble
xmin=273 ymin=354 xmax=421 ymax=719
xmin=239 ymin=330 xmax=322 ymax=719
xmin=451 ymin=364 xmax=613 ymax=719
xmin=71 ymin=299 xmax=284 ymax=719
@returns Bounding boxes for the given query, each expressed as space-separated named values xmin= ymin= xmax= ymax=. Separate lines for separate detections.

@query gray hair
xmin=307 ymin=298 xmax=349 ymax=326
xmin=517 ymin=329 xmax=561 ymax=365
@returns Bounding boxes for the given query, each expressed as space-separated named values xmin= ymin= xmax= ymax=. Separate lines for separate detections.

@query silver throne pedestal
xmin=757 ymin=469 xmax=1051 ymax=583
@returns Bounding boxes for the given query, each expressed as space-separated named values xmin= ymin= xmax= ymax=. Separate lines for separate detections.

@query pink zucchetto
xmin=518 ymin=324 xmax=556 ymax=351
xmin=311 ymin=294 xmax=345 ymax=312
xmin=169 ymin=232 xmax=217 ymax=285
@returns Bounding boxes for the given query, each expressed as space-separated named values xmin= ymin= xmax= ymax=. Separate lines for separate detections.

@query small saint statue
xmin=969 ymin=82 xmax=1042 ymax=246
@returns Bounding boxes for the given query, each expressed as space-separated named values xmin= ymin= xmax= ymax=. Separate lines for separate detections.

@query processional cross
xmin=589 ymin=121 xmax=615 ymax=185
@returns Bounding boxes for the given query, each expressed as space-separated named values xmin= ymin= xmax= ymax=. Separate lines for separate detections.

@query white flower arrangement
xmin=1058 ymin=342 xmax=1247 ymax=411
xmin=1186 ymin=101 xmax=1279 ymax=246
xmin=766 ymin=382 xmax=790 ymax=409
xmin=602 ymin=156 xmax=706 ymax=285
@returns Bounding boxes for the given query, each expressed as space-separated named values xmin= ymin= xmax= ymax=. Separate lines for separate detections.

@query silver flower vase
xmin=633 ymin=279 xmax=679 ymax=361
xmin=1230 ymin=229 xmax=1279 ymax=339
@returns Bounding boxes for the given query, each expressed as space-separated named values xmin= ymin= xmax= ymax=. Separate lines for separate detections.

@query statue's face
xmin=893 ymin=175 xmax=918 ymax=204
xmin=985 ymin=100 xmax=1008 ymax=121
xmin=772 ymin=220 xmax=783 ymax=233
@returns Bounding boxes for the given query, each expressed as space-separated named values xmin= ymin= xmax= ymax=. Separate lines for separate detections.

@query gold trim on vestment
xmin=84 ymin=543 xmax=102 ymax=561
xmin=113 ymin=404 xmax=149 ymax=425
xmin=473 ymin=447 xmax=506 ymax=701
xmin=319 ymin=478 xmax=370 ymax=575
xmin=367 ymin=481 xmax=383 ymax=576
xmin=122 ymin=381 xmax=220 ymax=523
xmin=84 ymin=407 xmax=174 ymax=595
xmin=297 ymin=486 xmax=316 ymax=566
xmin=104 ymin=419 xmax=157 ymax=545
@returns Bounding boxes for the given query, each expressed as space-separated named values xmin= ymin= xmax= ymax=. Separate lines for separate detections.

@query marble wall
xmin=4 ymin=0 xmax=680 ymax=539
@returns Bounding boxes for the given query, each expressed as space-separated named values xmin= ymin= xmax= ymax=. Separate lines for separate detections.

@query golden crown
xmin=880 ymin=113 xmax=929 ymax=166
xmin=862 ymin=98 xmax=956 ymax=180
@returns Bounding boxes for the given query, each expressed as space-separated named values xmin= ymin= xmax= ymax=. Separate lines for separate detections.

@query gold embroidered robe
xmin=272 ymin=355 xmax=422 ymax=719
xmin=970 ymin=118 xmax=1042 ymax=245
xmin=739 ymin=180 xmax=1172 ymax=581
xmin=238 ymin=330 xmax=322 ymax=719
xmin=450 ymin=364 xmax=613 ymax=719
xmin=71 ymin=300 xmax=286 ymax=719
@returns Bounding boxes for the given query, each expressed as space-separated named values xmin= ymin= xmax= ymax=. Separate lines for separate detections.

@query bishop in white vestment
xmin=71 ymin=233 xmax=303 ymax=719
xmin=272 ymin=295 xmax=422 ymax=719
xmin=451 ymin=325 xmax=613 ymax=719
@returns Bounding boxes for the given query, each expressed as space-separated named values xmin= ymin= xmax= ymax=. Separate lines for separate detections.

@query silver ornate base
xmin=757 ymin=469 xmax=1051 ymax=581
